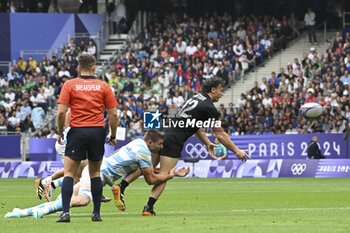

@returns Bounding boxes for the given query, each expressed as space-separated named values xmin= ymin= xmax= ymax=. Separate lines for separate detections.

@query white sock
xmin=53 ymin=177 xmax=63 ymax=188
xmin=42 ymin=176 xmax=52 ymax=185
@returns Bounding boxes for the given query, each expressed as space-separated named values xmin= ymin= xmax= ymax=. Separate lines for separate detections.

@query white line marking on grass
xmin=172 ymin=181 xmax=294 ymax=184
xmin=64 ymin=207 xmax=350 ymax=217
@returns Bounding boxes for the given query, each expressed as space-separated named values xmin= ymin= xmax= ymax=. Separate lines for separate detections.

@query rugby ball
xmin=299 ymin=103 xmax=323 ymax=119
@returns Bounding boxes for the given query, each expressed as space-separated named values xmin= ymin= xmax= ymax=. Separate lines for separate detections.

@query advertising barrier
xmin=178 ymin=159 xmax=350 ymax=178
xmin=182 ymin=133 xmax=348 ymax=159
xmin=0 ymin=135 xmax=21 ymax=159
xmin=0 ymin=133 xmax=347 ymax=160
xmin=2 ymin=159 xmax=350 ymax=178
xmin=28 ymin=137 xmax=132 ymax=161
xmin=29 ymin=138 xmax=57 ymax=161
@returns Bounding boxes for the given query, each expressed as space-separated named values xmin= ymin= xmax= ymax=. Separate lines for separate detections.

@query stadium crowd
xmin=225 ymin=31 xmax=350 ymax=135
xmin=0 ymin=11 xmax=349 ymax=137
xmin=0 ymin=54 xmax=60 ymax=135
xmin=97 ymin=12 xmax=302 ymax=136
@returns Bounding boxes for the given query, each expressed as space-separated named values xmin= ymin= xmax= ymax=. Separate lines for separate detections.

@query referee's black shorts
xmin=65 ymin=127 xmax=106 ymax=162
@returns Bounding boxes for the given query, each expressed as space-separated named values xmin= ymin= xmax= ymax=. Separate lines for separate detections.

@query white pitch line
xmin=56 ymin=207 xmax=350 ymax=217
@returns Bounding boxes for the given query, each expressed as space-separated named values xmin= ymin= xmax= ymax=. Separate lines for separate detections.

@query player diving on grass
xmin=5 ymin=129 xmax=189 ymax=219
xmin=116 ymin=77 xmax=251 ymax=216
xmin=35 ymin=109 xmax=110 ymax=203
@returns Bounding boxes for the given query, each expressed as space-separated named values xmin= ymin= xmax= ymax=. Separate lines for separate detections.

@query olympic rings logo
xmin=185 ymin=143 xmax=208 ymax=159
xmin=291 ymin=163 xmax=307 ymax=175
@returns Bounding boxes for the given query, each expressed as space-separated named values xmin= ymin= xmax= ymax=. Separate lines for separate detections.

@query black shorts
xmin=65 ymin=127 xmax=106 ymax=162
xmin=159 ymin=131 xmax=185 ymax=159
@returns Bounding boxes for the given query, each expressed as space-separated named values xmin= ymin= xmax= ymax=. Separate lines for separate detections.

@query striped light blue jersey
xmin=101 ymin=139 xmax=152 ymax=186
xmin=55 ymin=127 xmax=71 ymax=159
xmin=62 ymin=127 xmax=70 ymax=145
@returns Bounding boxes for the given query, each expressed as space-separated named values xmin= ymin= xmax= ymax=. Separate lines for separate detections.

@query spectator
xmin=158 ymin=96 xmax=168 ymax=116
xmin=288 ymin=13 xmax=300 ymax=38
xmin=42 ymin=126 xmax=50 ymax=137
xmin=236 ymin=93 xmax=247 ymax=107
xmin=123 ymin=77 xmax=134 ymax=92
xmin=5 ymin=88 xmax=15 ymax=103
xmin=182 ymin=85 xmax=193 ymax=102
xmin=43 ymin=81 xmax=55 ymax=109
xmin=17 ymin=1 xmax=27 ymax=12
xmin=185 ymin=41 xmax=197 ymax=56
xmin=307 ymin=136 xmax=325 ymax=159
xmin=268 ymin=71 xmax=281 ymax=86
xmin=87 ymin=40 xmax=97 ymax=57
xmin=7 ymin=112 xmax=20 ymax=131
xmin=304 ymin=8 xmax=317 ymax=45
xmin=176 ymin=38 xmax=186 ymax=55
xmin=120 ymin=110 xmax=131 ymax=129
xmin=31 ymin=103 xmax=45 ymax=130
xmin=305 ymin=90 xmax=316 ymax=103
xmin=244 ymin=45 xmax=256 ymax=71
xmin=208 ymin=26 xmax=218 ymax=40
xmin=7 ymin=67 xmax=19 ymax=81
xmin=212 ymin=137 xmax=228 ymax=160
xmin=19 ymin=100 xmax=31 ymax=121
xmin=58 ymin=66 xmax=70 ymax=78
xmin=172 ymin=91 xmax=184 ymax=108
xmin=165 ymin=92 xmax=173 ymax=107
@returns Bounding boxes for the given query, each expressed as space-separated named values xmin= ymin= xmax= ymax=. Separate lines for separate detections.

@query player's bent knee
xmin=73 ymin=188 xmax=92 ymax=206
xmin=73 ymin=195 xmax=90 ymax=207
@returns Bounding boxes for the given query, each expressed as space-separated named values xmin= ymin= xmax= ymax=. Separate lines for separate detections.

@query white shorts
xmin=55 ymin=141 xmax=66 ymax=161
xmin=80 ymin=166 xmax=107 ymax=186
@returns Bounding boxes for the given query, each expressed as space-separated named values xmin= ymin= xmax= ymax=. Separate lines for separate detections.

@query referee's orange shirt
xmin=58 ymin=77 xmax=118 ymax=127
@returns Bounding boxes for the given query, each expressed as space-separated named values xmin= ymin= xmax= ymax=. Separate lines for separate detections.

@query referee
xmin=56 ymin=54 xmax=118 ymax=222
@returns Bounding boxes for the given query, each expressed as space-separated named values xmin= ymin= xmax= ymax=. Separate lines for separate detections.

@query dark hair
xmin=78 ymin=54 xmax=96 ymax=71
xmin=202 ymin=77 xmax=224 ymax=94
xmin=144 ymin=129 xmax=164 ymax=142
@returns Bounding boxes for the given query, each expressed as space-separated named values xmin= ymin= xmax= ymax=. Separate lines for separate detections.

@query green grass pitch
xmin=1 ymin=178 xmax=350 ymax=233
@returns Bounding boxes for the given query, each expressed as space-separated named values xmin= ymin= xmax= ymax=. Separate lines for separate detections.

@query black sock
xmin=147 ymin=197 xmax=157 ymax=210
xmin=51 ymin=182 xmax=56 ymax=189
xmin=61 ymin=176 xmax=74 ymax=213
xmin=90 ymin=177 xmax=103 ymax=214
xmin=119 ymin=180 xmax=129 ymax=194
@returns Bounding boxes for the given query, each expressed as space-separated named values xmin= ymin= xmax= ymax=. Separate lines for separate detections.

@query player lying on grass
xmin=5 ymin=129 xmax=189 ymax=219
xmin=35 ymin=109 xmax=110 ymax=203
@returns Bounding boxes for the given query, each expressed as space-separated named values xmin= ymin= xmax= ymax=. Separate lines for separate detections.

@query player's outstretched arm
xmin=175 ymin=166 xmax=190 ymax=177
xmin=213 ymin=127 xmax=251 ymax=161
xmin=141 ymin=167 xmax=175 ymax=185
xmin=195 ymin=128 xmax=218 ymax=159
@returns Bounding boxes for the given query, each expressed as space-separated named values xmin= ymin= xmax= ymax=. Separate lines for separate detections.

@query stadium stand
xmin=219 ymin=31 xmax=350 ymax=135
xmin=0 ymin=5 xmax=348 ymax=139
xmin=94 ymin=12 xmax=302 ymax=136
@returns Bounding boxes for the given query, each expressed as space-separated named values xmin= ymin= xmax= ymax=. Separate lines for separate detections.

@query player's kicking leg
xmin=142 ymin=156 xmax=179 ymax=216
xmin=35 ymin=160 xmax=103 ymax=202
xmin=36 ymin=170 xmax=64 ymax=201
xmin=36 ymin=139 xmax=67 ymax=201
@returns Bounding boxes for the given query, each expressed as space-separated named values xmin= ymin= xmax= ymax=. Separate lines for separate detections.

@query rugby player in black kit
xmin=113 ymin=77 xmax=251 ymax=215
